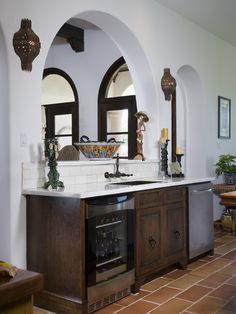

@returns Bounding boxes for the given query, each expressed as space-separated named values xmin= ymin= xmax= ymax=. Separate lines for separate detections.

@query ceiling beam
xmin=57 ymin=23 xmax=84 ymax=53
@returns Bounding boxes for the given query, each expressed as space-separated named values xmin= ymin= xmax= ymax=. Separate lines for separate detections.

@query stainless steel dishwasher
xmin=188 ymin=182 xmax=214 ymax=260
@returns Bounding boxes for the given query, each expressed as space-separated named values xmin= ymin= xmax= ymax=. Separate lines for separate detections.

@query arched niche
xmin=176 ymin=65 xmax=205 ymax=177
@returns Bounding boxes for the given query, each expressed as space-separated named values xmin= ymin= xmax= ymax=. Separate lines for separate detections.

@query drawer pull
xmin=148 ymin=236 xmax=157 ymax=248
xmin=174 ymin=230 xmax=181 ymax=239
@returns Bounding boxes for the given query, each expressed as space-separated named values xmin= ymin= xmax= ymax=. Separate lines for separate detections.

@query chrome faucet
xmin=104 ymin=154 xmax=133 ymax=179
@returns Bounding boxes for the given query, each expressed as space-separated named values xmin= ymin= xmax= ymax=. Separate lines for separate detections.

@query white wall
xmin=0 ymin=24 xmax=10 ymax=261
xmin=0 ymin=0 xmax=236 ymax=266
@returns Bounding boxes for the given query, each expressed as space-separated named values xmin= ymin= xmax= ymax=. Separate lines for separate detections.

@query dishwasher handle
xmin=191 ymin=188 xmax=212 ymax=195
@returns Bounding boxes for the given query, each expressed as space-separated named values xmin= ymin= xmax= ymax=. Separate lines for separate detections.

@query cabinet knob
xmin=148 ymin=236 xmax=157 ymax=248
xmin=174 ymin=230 xmax=181 ymax=239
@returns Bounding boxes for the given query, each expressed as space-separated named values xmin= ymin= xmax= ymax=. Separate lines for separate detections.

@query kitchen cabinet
xmin=26 ymin=195 xmax=87 ymax=314
xmin=136 ymin=205 xmax=163 ymax=276
xmin=26 ymin=185 xmax=188 ymax=312
xmin=165 ymin=188 xmax=186 ymax=264
xmin=135 ymin=187 xmax=187 ymax=290
xmin=165 ymin=202 xmax=186 ymax=263
xmin=135 ymin=189 xmax=163 ymax=279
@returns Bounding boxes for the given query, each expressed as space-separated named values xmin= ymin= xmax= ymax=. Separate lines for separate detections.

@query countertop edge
xmin=22 ymin=177 xmax=215 ymax=199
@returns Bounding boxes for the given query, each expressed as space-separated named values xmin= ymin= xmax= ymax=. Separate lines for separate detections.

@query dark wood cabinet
xmin=25 ymin=186 xmax=187 ymax=312
xmin=26 ymin=195 xmax=87 ymax=314
xmin=136 ymin=205 xmax=163 ymax=276
xmin=165 ymin=202 xmax=186 ymax=263
xmin=135 ymin=187 xmax=187 ymax=290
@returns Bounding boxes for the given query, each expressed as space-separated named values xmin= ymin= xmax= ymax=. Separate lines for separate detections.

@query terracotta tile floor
xmin=34 ymin=230 xmax=236 ymax=314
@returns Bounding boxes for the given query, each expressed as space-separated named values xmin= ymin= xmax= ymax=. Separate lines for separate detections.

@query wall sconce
xmin=13 ymin=19 xmax=41 ymax=71
xmin=161 ymin=68 xmax=177 ymax=162
xmin=161 ymin=68 xmax=176 ymax=101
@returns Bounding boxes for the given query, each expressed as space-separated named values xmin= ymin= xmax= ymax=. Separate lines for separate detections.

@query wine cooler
xmin=85 ymin=193 xmax=135 ymax=312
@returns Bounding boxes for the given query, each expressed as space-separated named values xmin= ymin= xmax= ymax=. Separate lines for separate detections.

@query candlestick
xmin=160 ymin=139 xmax=170 ymax=178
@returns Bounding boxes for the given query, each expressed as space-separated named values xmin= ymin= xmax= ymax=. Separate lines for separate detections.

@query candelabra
xmin=160 ymin=139 xmax=170 ymax=178
xmin=44 ymin=138 xmax=64 ymax=190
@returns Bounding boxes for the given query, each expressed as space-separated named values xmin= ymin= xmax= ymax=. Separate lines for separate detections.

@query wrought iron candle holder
xmin=160 ymin=139 xmax=170 ymax=178
xmin=172 ymin=153 xmax=185 ymax=178
xmin=44 ymin=138 xmax=64 ymax=190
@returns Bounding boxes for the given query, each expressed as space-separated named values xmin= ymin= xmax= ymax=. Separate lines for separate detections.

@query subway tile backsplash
xmin=22 ymin=159 xmax=159 ymax=189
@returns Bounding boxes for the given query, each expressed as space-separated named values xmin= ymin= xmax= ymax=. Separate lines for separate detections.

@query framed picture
xmin=218 ymin=96 xmax=231 ymax=139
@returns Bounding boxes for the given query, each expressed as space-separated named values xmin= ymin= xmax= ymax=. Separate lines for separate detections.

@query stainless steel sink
xmin=109 ymin=180 xmax=164 ymax=186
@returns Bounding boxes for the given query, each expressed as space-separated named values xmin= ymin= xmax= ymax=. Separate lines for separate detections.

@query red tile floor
xmin=34 ymin=230 xmax=236 ymax=314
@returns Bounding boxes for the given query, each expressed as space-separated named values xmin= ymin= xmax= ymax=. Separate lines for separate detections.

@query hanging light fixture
xmin=13 ymin=19 xmax=41 ymax=71
xmin=161 ymin=68 xmax=176 ymax=101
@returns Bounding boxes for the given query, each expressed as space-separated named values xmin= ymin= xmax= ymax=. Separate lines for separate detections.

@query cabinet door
xmin=136 ymin=206 xmax=163 ymax=276
xmin=165 ymin=202 xmax=186 ymax=263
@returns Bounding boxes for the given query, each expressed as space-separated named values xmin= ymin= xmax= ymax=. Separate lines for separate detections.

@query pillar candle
xmin=160 ymin=137 xmax=166 ymax=144
xmin=176 ymin=147 xmax=183 ymax=154
xmin=162 ymin=128 xmax=168 ymax=140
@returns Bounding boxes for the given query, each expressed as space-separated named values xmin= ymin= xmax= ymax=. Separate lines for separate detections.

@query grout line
xmin=139 ymin=299 xmax=161 ymax=305
xmin=140 ymin=288 xmax=154 ymax=293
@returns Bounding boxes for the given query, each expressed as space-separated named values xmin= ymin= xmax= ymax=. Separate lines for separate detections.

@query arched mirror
xmin=41 ymin=68 xmax=79 ymax=150
xmin=98 ymin=57 xmax=137 ymax=159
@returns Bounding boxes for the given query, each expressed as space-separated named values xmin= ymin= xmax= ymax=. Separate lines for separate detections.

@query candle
xmin=161 ymin=128 xmax=168 ymax=140
xmin=176 ymin=147 xmax=183 ymax=154
xmin=160 ymin=137 xmax=166 ymax=144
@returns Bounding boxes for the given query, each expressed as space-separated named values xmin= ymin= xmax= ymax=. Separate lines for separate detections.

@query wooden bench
xmin=0 ymin=269 xmax=43 ymax=314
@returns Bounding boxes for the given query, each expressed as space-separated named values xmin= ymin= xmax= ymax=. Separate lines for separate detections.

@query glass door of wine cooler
xmin=95 ymin=210 xmax=127 ymax=283
xmin=85 ymin=194 xmax=134 ymax=287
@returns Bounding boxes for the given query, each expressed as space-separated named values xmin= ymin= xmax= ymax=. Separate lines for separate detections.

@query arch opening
xmin=42 ymin=9 xmax=158 ymax=159
xmin=176 ymin=65 xmax=205 ymax=177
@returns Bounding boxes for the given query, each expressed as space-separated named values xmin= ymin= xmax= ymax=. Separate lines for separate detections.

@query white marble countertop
xmin=22 ymin=176 xmax=214 ymax=199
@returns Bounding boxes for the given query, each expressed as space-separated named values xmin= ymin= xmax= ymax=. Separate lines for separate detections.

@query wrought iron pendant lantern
xmin=161 ymin=68 xmax=176 ymax=101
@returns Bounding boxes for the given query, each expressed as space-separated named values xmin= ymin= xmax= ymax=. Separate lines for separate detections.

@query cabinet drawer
xmin=164 ymin=187 xmax=186 ymax=204
xmin=135 ymin=189 xmax=163 ymax=209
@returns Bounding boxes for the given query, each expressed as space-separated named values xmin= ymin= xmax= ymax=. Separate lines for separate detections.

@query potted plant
xmin=215 ymin=154 xmax=236 ymax=185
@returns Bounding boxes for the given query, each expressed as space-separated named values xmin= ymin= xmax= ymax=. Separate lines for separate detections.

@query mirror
xmin=41 ymin=21 xmax=136 ymax=160
xmin=106 ymin=63 xmax=135 ymax=98
xmin=42 ymin=74 xmax=75 ymax=104
xmin=41 ymin=68 xmax=79 ymax=153
xmin=98 ymin=57 xmax=137 ymax=159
